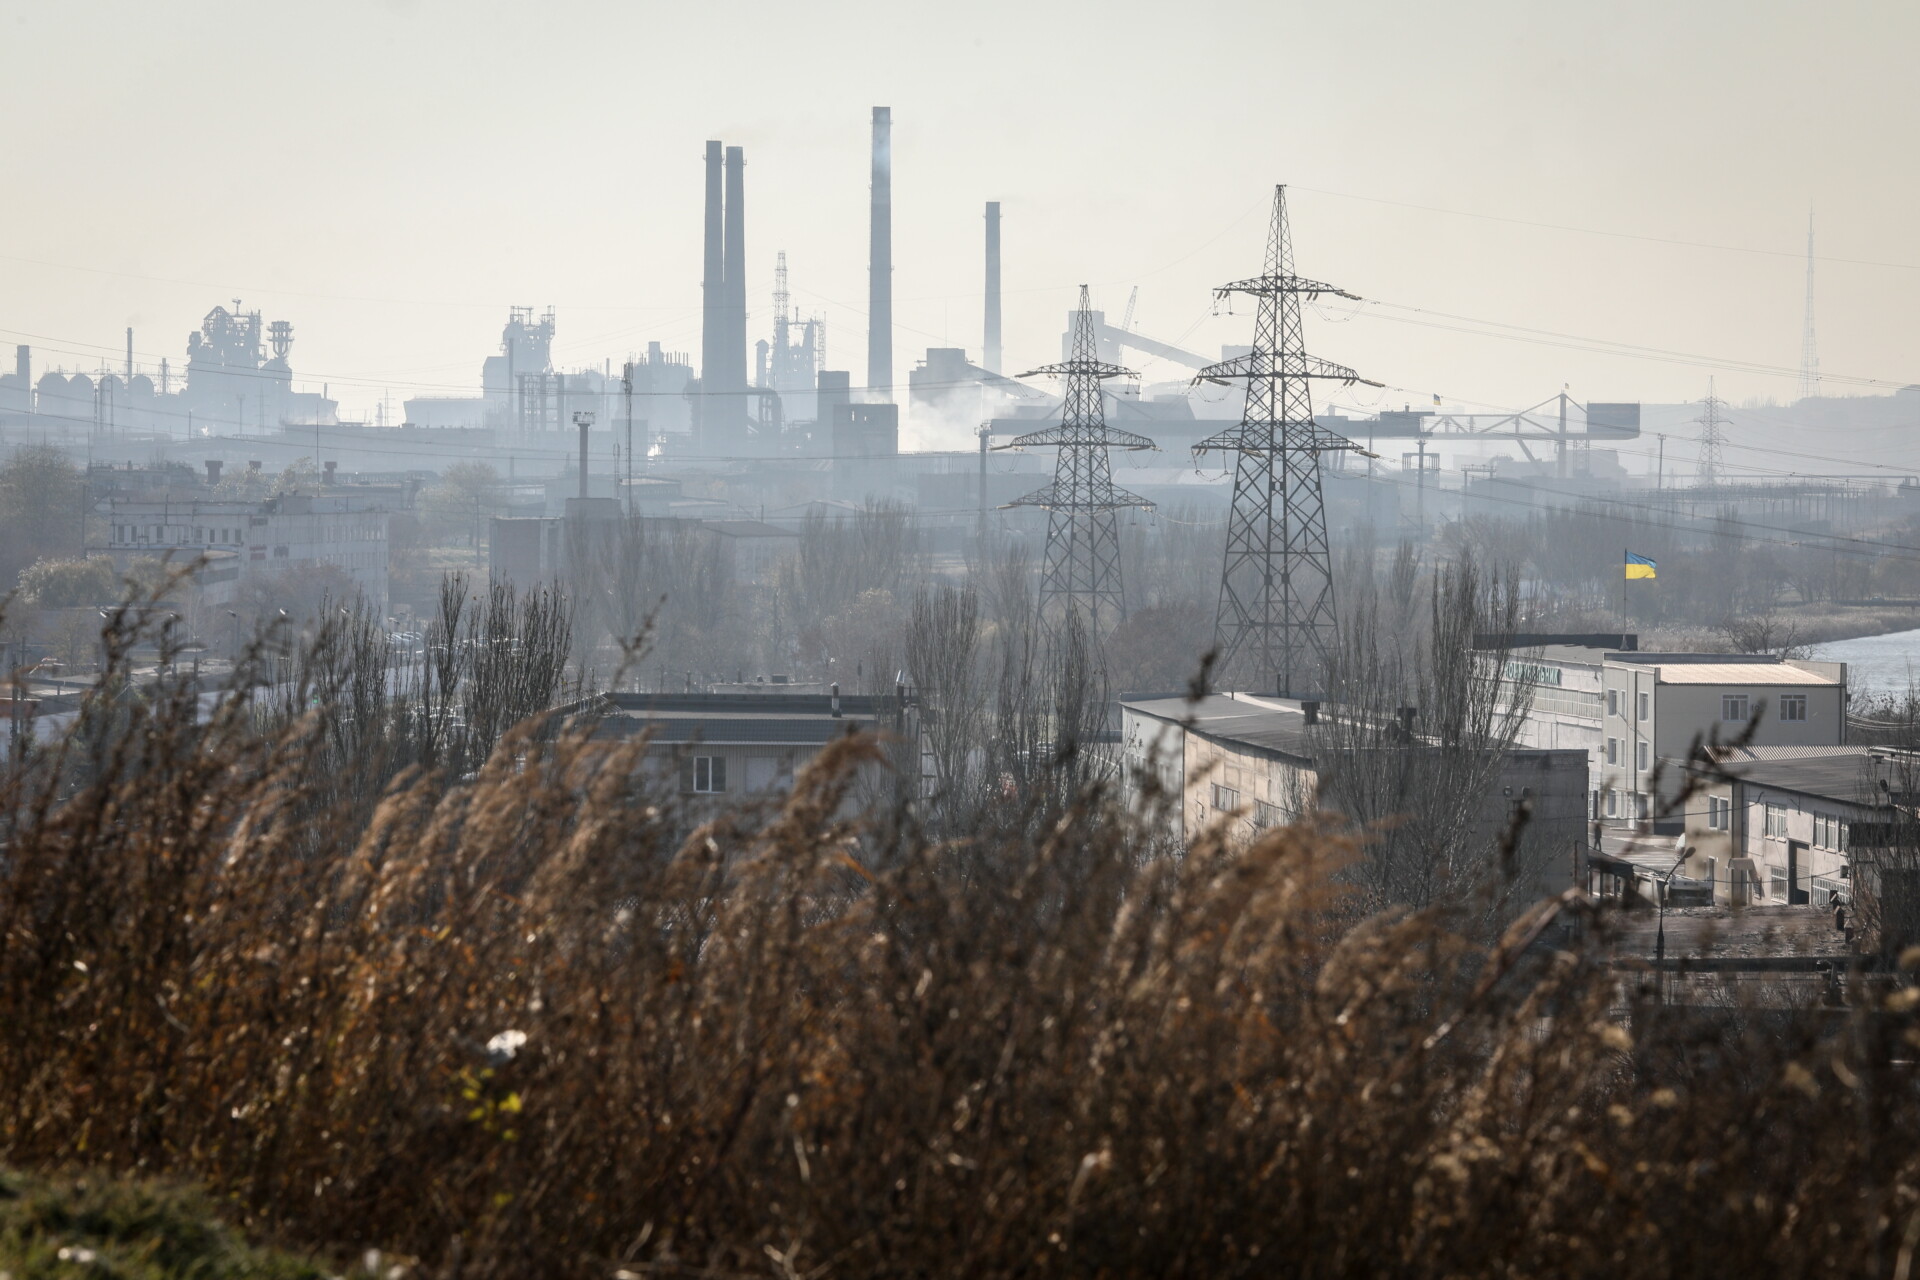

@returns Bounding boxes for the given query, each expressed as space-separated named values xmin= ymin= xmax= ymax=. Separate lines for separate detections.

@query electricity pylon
xmin=1695 ymin=378 xmax=1727 ymax=487
xmin=1799 ymin=212 xmax=1820 ymax=402
xmin=1002 ymin=285 xmax=1156 ymax=642
xmin=1194 ymin=185 xmax=1380 ymax=697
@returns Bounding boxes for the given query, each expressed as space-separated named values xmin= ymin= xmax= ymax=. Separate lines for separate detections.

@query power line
xmin=1293 ymin=183 xmax=1920 ymax=273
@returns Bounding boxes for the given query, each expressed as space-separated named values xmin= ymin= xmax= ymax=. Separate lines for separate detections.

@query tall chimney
xmin=700 ymin=140 xmax=725 ymax=445
xmin=13 ymin=345 xmax=27 ymax=391
xmin=724 ymin=144 xmax=748 ymax=439
xmin=984 ymin=201 xmax=1002 ymax=374
xmin=868 ymin=106 xmax=892 ymax=401
xmin=578 ymin=416 xmax=590 ymax=501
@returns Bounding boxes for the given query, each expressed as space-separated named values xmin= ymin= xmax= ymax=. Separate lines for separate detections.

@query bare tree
xmin=905 ymin=582 xmax=983 ymax=822
xmin=1316 ymin=551 xmax=1543 ymax=926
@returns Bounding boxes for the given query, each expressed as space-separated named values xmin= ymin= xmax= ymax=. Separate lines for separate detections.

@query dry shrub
xmin=3 ymin=613 xmax=1920 ymax=1279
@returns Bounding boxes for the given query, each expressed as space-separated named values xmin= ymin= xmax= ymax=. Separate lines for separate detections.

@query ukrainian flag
xmin=1625 ymin=552 xmax=1657 ymax=580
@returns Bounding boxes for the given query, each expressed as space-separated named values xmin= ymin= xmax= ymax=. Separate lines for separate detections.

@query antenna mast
xmin=1799 ymin=212 xmax=1820 ymax=401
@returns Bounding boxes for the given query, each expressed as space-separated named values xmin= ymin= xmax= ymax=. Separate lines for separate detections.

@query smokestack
xmin=13 ymin=345 xmax=27 ymax=388
xmin=125 ymin=328 xmax=133 ymax=382
xmin=700 ymin=140 xmax=725 ymax=441
xmin=868 ymin=106 xmax=892 ymax=400
xmin=984 ymin=202 xmax=1002 ymax=374
xmin=724 ymin=144 xmax=748 ymax=435
xmin=576 ymin=412 xmax=593 ymax=501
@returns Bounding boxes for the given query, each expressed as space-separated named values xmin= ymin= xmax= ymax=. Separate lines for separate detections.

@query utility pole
xmin=1415 ymin=434 xmax=1429 ymax=532
xmin=1194 ymin=186 xmax=1380 ymax=697
xmin=623 ymin=361 xmax=635 ymax=518
xmin=1002 ymin=286 xmax=1157 ymax=644
xmin=1556 ymin=390 xmax=1569 ymax=481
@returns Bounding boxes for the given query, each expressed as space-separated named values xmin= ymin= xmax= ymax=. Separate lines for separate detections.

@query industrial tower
xmin=1195 ymin=186 xmax=1379 ymax=697
xmin=1799 ymin=212 xmax=1820 ymax=402
xmin=1004 ymin=286 xmax=1156 ymax=641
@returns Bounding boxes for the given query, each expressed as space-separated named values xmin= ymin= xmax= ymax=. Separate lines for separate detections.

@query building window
xmin=1637 ymin=691 xmax=1650 ymax=722
xmin=1607 ymin=690 xmax=1619 ymax=717
xmin=1813 ymin=814 xmax=1851 ymax=851
xmin=1253 ymin=799 xmax=1285 ymax=829
xmin=1636 ymin=741 xmax=1650 ymax=771
xmin=1605 ymin=790 xmax=1617 ymax=817
xmin=1764 ymin=803 xmax=1788 ymax=839
xmin=1770 ymin=867 xmax=1788 ymax=900
xmin=1606 ymin=737 xmax=1618 ymax=765
xmin=1211 ymin=783 xmax=1240 ymax=812
xmin=682 ymin=755 xmax=726 ymax=794
xmin=1780 ymin=694 xmax=1807 ymax=722
xmin=1707 ymin=796 xmax=1731 ymax=830
xmin=1635 ymin=793 xmax=1649 ymax=820
xmin=1721 ymin=694 xmax=1750 ymax=722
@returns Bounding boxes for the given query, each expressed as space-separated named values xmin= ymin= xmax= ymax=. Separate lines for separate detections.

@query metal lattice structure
xmin=1799 ymin=212 xmax=1820 ymax=402
xmin=1695 ymin=379 xmax=1727 ymax=486
xmin=1003 ymin=286 xmax=1156 ymax=641
xmin=1194 ymin=186 xmax=1380 ymax=697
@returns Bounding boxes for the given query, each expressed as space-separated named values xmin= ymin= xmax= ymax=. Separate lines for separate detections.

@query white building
xmin=1494 ymin=636 xmax=1847 ymax=829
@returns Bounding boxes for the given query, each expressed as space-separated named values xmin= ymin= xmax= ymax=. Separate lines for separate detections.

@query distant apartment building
xmin=700 ymin=520 xmax=800 ymax=585
xmin=105 ymin=489 xmax=391 ymax=615
xmin=1119 ymin=693 xmax=1589 ymax=902
xmin=1491 ymin=635 xmax=1847 ymax=828
xmin=591 ymin=691 xmax=915 ymax=812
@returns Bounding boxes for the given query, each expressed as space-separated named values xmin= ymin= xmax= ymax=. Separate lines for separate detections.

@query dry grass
xmin=4 ymin=607 xmax=1920 ymax=1278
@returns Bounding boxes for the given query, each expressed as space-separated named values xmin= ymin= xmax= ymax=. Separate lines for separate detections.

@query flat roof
xmin=702 ymin=519 xmax=799 ymax=538
xmin=1650 ymin=663 xmax=1837 ymax=686
xmin=1717 ymin=751 xmax=1879 ymax=804
xmin=596 ymin=717 xmax=876 ymax=746
xmin=1123 ymin=694 xmax=1317 ymax=761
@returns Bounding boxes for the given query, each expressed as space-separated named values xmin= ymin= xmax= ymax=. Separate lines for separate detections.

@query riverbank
xmin=1621 ymin=603 xmax=1920 ymax=653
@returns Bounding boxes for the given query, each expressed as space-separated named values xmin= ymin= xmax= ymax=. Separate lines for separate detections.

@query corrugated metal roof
xmin=1653 ymin=663 xmax=1838 ymax=685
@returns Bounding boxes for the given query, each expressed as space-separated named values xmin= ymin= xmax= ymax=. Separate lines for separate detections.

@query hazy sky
xmin=4 ymin=0 xmax=1917 ymax=453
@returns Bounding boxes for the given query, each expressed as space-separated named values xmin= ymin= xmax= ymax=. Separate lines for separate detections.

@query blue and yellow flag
xmin=1625 ymin=552 xmax=1657 ymax=580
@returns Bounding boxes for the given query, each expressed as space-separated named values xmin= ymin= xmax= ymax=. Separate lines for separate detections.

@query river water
xmin=1809 ymin=627 xmax=1920 ymax=697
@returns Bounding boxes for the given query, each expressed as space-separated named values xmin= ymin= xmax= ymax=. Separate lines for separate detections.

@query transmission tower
xmin=1194 ymin=185 xmax=1380 ymax=697
xmin=1695 ymin=378 xmax=1727 ymax=487
xmin=1003 ymin=285 xmax=1156 ymax=642
xmin=1800 ymin=212 xmax=1820 ymax=401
